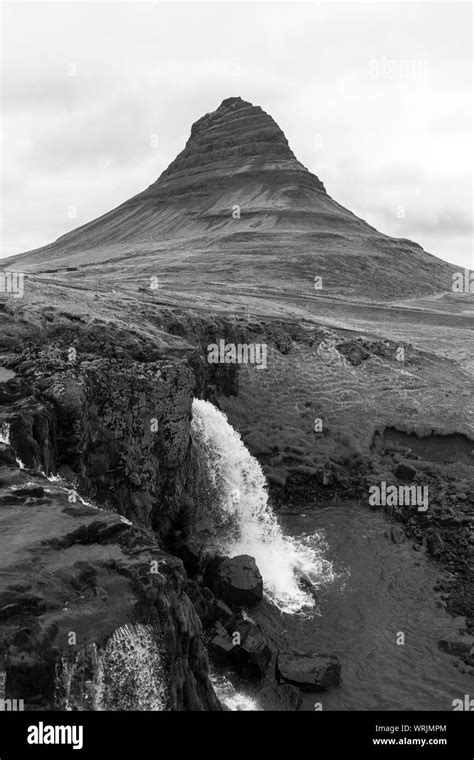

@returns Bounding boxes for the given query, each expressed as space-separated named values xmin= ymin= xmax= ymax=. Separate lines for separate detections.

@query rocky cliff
xmin=0 ymin=293 xmax=472 ymax=711
xmin=0 ymin=303 xmax=227 ymax=709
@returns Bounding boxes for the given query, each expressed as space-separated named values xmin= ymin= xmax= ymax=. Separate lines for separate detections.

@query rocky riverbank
xmin=0 ymin=292 xmax=472 ymax=708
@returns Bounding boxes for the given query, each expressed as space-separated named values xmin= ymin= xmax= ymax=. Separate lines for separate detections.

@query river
xmin=253 ymin=502 xmax=471 ymax=710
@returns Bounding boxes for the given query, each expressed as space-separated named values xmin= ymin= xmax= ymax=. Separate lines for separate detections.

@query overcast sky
xmin=1 ymin=1 xmax=472 ymax=268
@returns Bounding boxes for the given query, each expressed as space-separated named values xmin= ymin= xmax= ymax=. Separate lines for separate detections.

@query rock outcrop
xmin=276 ymin=651 xmax=342 ymax=692
xmin=204 ymin=555 xmax=264 ymax=607
xmin=0 ymin=463 xmax=220 ymax=710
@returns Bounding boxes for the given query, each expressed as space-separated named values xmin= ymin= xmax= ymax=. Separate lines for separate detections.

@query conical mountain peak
xmin=152 ymin=96 xmax=313 ymax=190
xmin=3 ymin=96 xmax=456 ymax=303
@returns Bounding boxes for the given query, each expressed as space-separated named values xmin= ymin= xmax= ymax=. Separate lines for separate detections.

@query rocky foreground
xmin=0 ymin=289 xmax=472 ymax=709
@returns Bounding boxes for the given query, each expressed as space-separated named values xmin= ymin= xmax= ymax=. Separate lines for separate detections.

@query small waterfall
xmin=210 ymin=670 xmax=260 ymax=711
xmin=0 ymin=422 xmax=10 ymax=444
xmin=191 ymin=399 xmax=335 ymax=614
xmin=56 ymin=624 xmax=167 ymax=711
xmin=0 ymin=422 xmax=25 ymax=469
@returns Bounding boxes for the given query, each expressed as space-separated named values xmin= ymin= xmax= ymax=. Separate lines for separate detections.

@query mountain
xmin=3 ymin=96 xmax=457 ymax=299
xmin=0 ymin=98 xmax=472 ymax=714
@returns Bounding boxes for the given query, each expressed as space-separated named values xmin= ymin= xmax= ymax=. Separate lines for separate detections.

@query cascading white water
xmin=191 ymin=399 xmax=335 ymax=614
xmin=56 ymin=624 xmax=167 ymax=711
xmin=97 ymin=624 xmax=167 ymax=710
xmin=209 ymin=670 xmax=260 ymax=711
xmin=0 ymin=422 xmax=10 ymax=444
xmin=0 ymin=422 xmax=25 ymax=469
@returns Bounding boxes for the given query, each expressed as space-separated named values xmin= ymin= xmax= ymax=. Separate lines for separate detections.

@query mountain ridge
xmin=2 ymin=96 xmax=458 ymax=300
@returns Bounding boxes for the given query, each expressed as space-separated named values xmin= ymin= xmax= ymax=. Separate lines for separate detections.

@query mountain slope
xmin=3 ymin=96 xmax=457 ymax=299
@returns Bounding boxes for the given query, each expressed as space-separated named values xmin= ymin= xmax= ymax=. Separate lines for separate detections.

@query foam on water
xmin=41 ymin=471 xmax=62 ymax=482
xmin=56 ymin=624 xmax=167 ymax=711
xmin=191 ymin=399 xmax=335 ymax=614
xmin=210 ymin=671 xmax=260 ymax=711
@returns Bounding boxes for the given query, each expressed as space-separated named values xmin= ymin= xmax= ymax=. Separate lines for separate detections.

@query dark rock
xmin=204 ymin=555 xmax=263 ymax=607
xmin=201 ymin=587 xmax=215 ymax=604
xmin=214 ymin=599 xmax=235 ymax=628
xmin=229 ymin=620 xmax=272 ymax=677
xmin=277 ymin=651 xmax=341 ymax=692
xmin=12 ymin=484 xmax=45 ymax=498
xmin=266 ymin=471 xmax=287 ymax=488
xmin=185 ymin=581 xmax=215 ymax=626
xmin=0 ymin=465 xmax=221 ymax=711
xmin=390 ymin=525 xmax=405 ymax=544
xmin=0 ymin=494 xmax=25 ymax=505
xmin=394 ymin=463 xmax=417 ymax=481
xmin=62 ymin=505 xmax=99 ymax=517
xmin=0 ymin=444 xmax=17 ymax=467
xmin=336 ymin=341 xmax=370 ymax=366
xmin=207 ymin=622 xmax=234 ymax=664
xmin=426 ymin=530 xmax=444 ymax=556
xmin=173 ymin=541 xmax=205 ymax=576
xmin=438 ymin=638 xmax=474 ymax=664
xmin=296 ymin=572 xmax=319 ymax=601
xmin=258 ymin=683 xmax=302 ymax=711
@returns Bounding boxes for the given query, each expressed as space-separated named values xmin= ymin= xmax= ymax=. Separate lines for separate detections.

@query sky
xmin=1 ymin=0 xmax=472 ymax=269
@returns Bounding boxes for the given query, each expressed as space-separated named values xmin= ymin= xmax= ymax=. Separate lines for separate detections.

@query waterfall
xmin=56 ymin=624 xmax=167 ymax=711
xmin=210 ymin=670 xmax=260 ymax=711
xmin=0 ymin=422 xmax=25 ymax=469
xmin=191 ymin=399 xmax=335 ymax=614
xmin=0 ymin=422 xmax=10 ymax=444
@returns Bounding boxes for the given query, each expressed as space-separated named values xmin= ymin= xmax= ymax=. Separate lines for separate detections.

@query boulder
xmin=389 ymin=525 xmax=405 ymax=544
xmin=258 ymin=684 xmax=302 ymax=711
xmin=438 ymin=638 xmax=474 ymax=664
xmin=204 ymin=555 xmax=263 ymax=607
xmin=426 ymin=530 xmax=444 ymax=556
xmin=184 ymin=580 xmax=215 ymax=626
xmin=0 ymin=444 xmax=17 ymax=467
xmin=277 ymin=651 xmax=341 ymax=691
xmin=173 ymin=540 xmax=205 ymax=576
xmin=394 ymin=463 xmax=417 ymax=481
xmin=207 ymin=622 xmax=234 ymax=664
xmin=214 ymin=599 xmax=235 ymax=628
xmin=229 ymin=620 xmax=272 ymax=677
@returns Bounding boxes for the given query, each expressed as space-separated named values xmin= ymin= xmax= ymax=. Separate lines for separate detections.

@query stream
xmin=254 ymin=503 xmax=471 ymax=711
